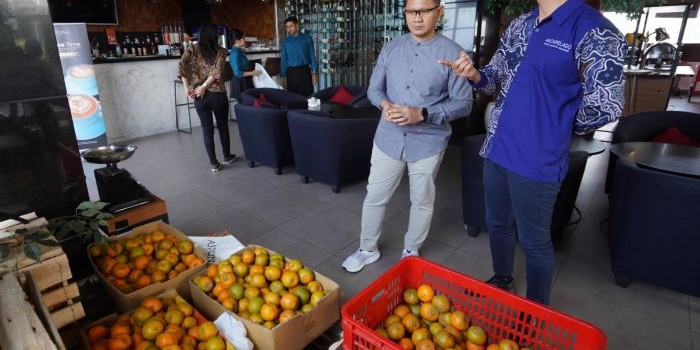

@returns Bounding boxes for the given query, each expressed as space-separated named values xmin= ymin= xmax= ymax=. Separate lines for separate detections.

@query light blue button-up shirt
xmin=368 ymin=33 xmax=473 ymax=161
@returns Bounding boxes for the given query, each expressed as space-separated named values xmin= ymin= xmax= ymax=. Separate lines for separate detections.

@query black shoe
xmin=222 ymin=154 xmax=237 ymax=165
xmin=486 ymin=275 xmax=514 ymax=292
xmin=211 ymin=162 xmax=222 ymax=172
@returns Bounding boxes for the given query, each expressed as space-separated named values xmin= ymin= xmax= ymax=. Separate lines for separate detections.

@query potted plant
xmin=46 ymin=201 xmax=112 ymax=247
xmin=0 ymin=201 xmax=112 ymax=276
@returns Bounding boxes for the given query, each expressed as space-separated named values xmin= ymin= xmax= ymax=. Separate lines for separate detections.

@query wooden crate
xmin=24 ymin=252 xmax=85 ymax=329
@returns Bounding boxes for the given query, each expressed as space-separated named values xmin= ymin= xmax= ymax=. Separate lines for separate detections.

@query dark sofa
xmin=608 ymin=157 xmax=700 ymax=297
xmin=287 ymin=110 xmax=378 ymax=192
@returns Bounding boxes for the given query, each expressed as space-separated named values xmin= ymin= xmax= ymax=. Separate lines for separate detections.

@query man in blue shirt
xmin=440 ymin=0 xmax=626 ymax=304
xmin=342 ymin=0 xmax=472 ymax=273
xmin=280 ymin=16 xmax=318 ymax=96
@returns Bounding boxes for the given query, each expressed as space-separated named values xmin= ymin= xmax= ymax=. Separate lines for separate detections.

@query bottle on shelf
xmin=133 ymin=37 xmax=142 ymax=56
xmin=162 ymin=22 xmax=171 ymax=46
xmin=145 ymin=37 xmax=153 ymax=55
xmin=123 ymin=35 xmax=132 ymax=56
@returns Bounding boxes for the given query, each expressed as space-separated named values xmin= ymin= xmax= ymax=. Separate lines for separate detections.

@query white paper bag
xmin=252 ymin=63 xmax=282 ymax=89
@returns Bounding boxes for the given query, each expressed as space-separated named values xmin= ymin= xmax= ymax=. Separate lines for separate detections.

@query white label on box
xmin=188 ymin=235 xmax=245 ymax=264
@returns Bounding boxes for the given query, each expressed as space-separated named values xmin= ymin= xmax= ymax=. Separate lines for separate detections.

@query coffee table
xmin=610 ymin=142 xmax=700 ymax=177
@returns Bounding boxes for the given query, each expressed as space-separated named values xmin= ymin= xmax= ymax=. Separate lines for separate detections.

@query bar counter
xmin=95 ymin=50 xmax=279 ymax=142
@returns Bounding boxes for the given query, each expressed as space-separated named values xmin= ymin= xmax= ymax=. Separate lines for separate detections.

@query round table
xmin=610 ymin=142 xmax=700 ymax=177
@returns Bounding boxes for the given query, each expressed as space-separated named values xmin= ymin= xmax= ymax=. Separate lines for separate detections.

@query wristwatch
xmin=421 ymin=107 xmax=428 ymax=120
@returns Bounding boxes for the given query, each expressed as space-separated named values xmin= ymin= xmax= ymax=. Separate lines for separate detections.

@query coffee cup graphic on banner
xmin=68 ymin=94 xmax=105 ymax=140
xmin=64 ymin=64 xmax=99 ymax=96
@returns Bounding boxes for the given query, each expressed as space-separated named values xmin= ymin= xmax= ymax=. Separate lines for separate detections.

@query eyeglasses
xmin=404 ymin=5 xmax=439 ymax=18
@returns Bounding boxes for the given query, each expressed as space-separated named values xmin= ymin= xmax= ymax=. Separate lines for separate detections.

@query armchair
xmin=605 ymin=111 xmax=700 ymax=193
xmin=287 ymin=110 xmax=378 ymax=193
xmin=461 ymin=134 xmax=588 ymax=238
xmin=608 ymin=157 xmax=700 ymax=297
xmin=233 ymin=104 xmax=295 ymax=175
xmin=240 ymin=88 xmax=308 ymax=110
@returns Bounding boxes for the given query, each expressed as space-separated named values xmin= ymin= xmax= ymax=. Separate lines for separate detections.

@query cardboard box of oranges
xmin=87 ymin=221 xmax=207 ymax=312
xmin=189 ymin=244 xmax=340 ymax=350
xmin=80 ymin=289 xmax=244 ymax=350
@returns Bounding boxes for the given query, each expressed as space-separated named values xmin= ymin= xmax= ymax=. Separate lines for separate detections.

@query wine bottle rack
xmin=284 ymin=0 xmax=407 ymax=89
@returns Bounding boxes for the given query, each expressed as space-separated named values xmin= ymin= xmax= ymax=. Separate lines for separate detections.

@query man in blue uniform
xmin=280 ymin=16 xmax=318 ymax=96
xmin=440 ymin=0 xmax=626 ymax=304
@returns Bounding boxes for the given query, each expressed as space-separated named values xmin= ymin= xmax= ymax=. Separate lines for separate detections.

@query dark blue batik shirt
xmin=474 ymin=0 xmax=626 ymax=182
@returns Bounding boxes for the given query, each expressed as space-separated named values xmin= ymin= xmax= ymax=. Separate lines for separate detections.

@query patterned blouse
xmin=178 ymin=44 xmax=228 ymax=93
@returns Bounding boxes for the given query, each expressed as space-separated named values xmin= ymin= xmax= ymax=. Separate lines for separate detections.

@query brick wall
xmin=87 ymin=0 xmax=276 ymax=40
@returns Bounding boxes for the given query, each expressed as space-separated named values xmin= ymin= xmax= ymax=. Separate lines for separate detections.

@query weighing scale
xmin=80 ymin=145 xmax=152 ymax=213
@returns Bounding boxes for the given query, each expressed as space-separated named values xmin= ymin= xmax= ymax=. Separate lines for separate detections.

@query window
xmin=441 ymin=1 xmax=478 ymax=51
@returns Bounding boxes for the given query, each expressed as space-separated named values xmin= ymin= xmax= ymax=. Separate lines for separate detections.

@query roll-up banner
xmin=53 ymin=23 xmax=107 ymax=150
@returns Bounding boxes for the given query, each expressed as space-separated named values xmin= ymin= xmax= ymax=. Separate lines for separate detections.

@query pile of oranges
xmin=375 ymin=284 xmax=530 ymax=350
xmin=89 ymin=230 xmax=205 ymax=294
xmin=191 ymin=246 xmax=329 ymax=330
xmin=85 ymin=295 xmax=235 ymax=350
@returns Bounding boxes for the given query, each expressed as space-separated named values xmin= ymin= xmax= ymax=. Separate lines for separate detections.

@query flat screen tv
xmin=48 ymin=0 xmax=119 ymax=25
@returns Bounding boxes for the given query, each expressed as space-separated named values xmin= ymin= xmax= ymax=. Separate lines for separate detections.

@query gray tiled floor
xmin=83 ymin=96 xmax=700 ymax=350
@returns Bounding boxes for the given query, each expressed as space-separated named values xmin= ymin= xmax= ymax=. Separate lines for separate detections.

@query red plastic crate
xmin=341 ymin=257 xmax=606 ymax=350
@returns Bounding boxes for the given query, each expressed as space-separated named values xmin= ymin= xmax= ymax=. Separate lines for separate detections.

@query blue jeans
xmin=483 ymin=159 xmax=560 ymax=305
xmin=194 ymin=91 xmax=231 ymax=165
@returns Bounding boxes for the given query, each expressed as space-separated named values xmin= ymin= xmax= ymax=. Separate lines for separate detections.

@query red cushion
xmin=650 ymin=126 xmax=700 ymax=147
xmin=259 ymin=93 xmax=269 ymax=102
xmin=253 ymin=99 xmax=262 ymax=108
xmin=329 ymin=85 xmax=355 ymax=106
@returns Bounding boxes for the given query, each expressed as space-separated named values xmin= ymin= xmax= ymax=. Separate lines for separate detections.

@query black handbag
xmin=221 ymin=62 xmax=233 ymax=82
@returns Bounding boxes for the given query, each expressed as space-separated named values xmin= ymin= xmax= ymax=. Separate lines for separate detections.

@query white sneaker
xmin=342 ymin=249 xmax=380 ymax=273
xmin=401 ymin=248 xmax=419 ymax=259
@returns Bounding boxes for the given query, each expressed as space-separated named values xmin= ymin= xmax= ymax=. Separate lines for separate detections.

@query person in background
xmin=439 ymin=0 xmax=626 ymax=304
xmin=280 ymin=16 xmax=318 ymax=96
xmin=229 ymin=28 xmax=261 ymax=102
xmin=178 ymin=22 xmax=237 ymax=172
xmin=341 ymin=0 xmax=472 ymax=273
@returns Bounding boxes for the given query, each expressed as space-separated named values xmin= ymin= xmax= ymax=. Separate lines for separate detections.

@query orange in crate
xmin=341 ymin=257 xmax=606 ymax=350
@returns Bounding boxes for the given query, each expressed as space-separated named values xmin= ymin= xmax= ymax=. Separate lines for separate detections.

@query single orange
xmin=87 ymin=324 xmax=109 ymax=344
xmin=110 ymin=321 xmax=131 ymax=337
xmin=204 ymin=336 xmax=226 ymax=350
xmin=197 ymin=321 xmax=218 ymax=342
xmin=108 ymin=333 xmax=133 ymax=350
xmin=177 ymin=240 xmax=194 ymax=254
xmin=132 ymin=306 xmax=154 ymax=326
xmin=112 ymin=262 xmax=131 ymax=279
xmin=132 ymin=255 xmax=151 ymax=270
xmin=127 ymin=269 xmax=144 ymax=284
xmin=393 ymin=304 xmax=411 ymax=318
xmin=141 ymin=318 xmax=165 ymax=341
xmin=141 ymin=296 xmax=164 ymax=313
xmin=135 ymin=274 xmax=153 ymax=289
xmin=416 ymin=284 xmax=435 ymax=303
xmin=398 ymin=337 xmax=414 ymax=350
xmin=155 ymin=331 xmax=179 ymax=348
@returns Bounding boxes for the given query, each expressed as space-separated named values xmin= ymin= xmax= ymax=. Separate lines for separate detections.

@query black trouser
xmin=194 ymin=91 xmax=231 ymax=165
xmin=286 ymin=66 xmax=313 ymax=96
